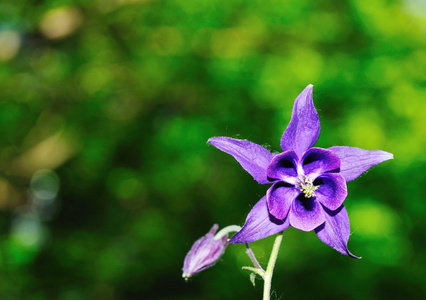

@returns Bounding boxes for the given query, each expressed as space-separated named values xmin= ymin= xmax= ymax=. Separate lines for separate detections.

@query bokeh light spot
xmin=345 ymin=110 xmax=385 ymax=149
xmin=79 ymin=66 xmax=112 ymax=94
xmin=11 ymin=216 xmax=47 ymax=248
xmin=148 ymin=26 xmax=184 ymax=56
xmin=39 ymin=7 xmax=83 ymax=39
xmin=351 ymin=200 xmax=398 ymax=237
xmin=0 ymin=29 xmax=21 ymax=61
xmin=30 ymin=169 xmax=60 ymax=203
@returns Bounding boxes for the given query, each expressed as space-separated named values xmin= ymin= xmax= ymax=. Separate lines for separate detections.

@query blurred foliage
xmin=0 ymin=0 xmax=425 ymax=299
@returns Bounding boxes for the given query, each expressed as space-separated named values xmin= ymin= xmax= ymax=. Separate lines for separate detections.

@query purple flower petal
xmin=289 ymin=195 xmax=325 ymax=232
xmin=329 ymin=146 xmax=393 ymax=182
xmin=230 ymin=196 xmax=290 ymax=243
xmin=267 ymin=150 xmax=299 ymax=184
xmin=266 ymin=182 xmax=299 ymax=220
xmin=209 ymin=224 xmax=219 ymax=234
xmin=280 ymin=84 xmax=320 ymax=157
xmin=208 ymin=137 xmax=274 ymax=184
xmin=314 ymin=173 xmax=347 ymax=211
xmin=302 ymin=148 xmax=341 ymax=178
xmin=315 ymin=205 xmax=359 ymax=258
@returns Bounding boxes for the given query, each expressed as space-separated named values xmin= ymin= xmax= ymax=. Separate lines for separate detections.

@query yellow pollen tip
xmin=300 ymin=178 xmax=318 ymax=198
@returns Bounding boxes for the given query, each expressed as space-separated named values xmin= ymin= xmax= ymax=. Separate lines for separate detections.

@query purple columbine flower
xmin=183 ymin=224 xmax=228 ymax=280
xmin=208 ymin=84 xmax=393 ymax=258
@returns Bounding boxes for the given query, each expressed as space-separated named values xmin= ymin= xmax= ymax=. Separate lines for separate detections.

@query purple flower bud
xmin=182 ymin=224 xmax=228 ymax=280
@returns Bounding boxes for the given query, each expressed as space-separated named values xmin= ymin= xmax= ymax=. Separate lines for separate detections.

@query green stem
xmin=214 ymin=225 xmax=241 ymax=240
xmin=263 ymin=231 xmax=284 ymax=300
xmin=245 ymin=242 xmax=264 ymax=273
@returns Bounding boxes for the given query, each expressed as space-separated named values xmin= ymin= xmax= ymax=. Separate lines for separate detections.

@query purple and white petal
xmin=267 ymin=150 xmax=299 ymax=184
xmin=329 ymin=146 xmax=393 ymax=182
xmin=315 ymin=205 xmax=359 ymax=258
xmin=289 ymin=196 xmax=325 ymax=232
xmin=302 ymin=148 xmax=341 ymax=178
xmin=280 ymin=84 xmax=320 ymax=157
xmin=230 ymin=196 xmax=290 ymax=244
xmin=183 ymin=224 xmax=228 ymax=278
xmin=208 ymin=137 xmax=274 ymax=184
xmin=315 ymin=173 xmax=347 ymax=211
xmin=266 ymin=182 xmax=299 ymax=220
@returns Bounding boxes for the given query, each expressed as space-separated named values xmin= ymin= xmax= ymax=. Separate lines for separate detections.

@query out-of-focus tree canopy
xmin=0 ymin=0 xmax=425 ymax=299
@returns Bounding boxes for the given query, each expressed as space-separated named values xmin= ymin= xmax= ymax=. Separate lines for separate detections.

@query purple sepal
xmin=315 ymin=205 xmax=359 ymax=258
xmin=230 ymin=196 xmax=290 ymax=243
xmin=208 ymin=137 xmax=273 ymax=184
xmin=183 ymin=224 xmax=228 ymax=279
xmin=329 ymin=146 xmax=394 ymax=182
xmin=280 ymin=84 xmax=320 ymax=157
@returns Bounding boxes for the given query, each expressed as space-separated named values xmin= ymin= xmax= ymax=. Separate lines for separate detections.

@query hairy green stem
xmin=263 ymin=231 xmax=284 ymax=300
xmin=245 ymin=242 xmax=264 ymax=272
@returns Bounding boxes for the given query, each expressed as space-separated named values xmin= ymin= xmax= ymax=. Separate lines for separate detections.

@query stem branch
xmin=245 ymin=243 xmax=264 ymax=272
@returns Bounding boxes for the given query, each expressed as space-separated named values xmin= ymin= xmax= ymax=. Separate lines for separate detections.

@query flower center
xmin=298 ymin=177 xmax=318 ymax=198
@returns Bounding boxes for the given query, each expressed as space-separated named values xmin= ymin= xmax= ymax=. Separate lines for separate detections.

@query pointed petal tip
xmin=209 ymin=224 xmax=219 ymax=234
xmin=314 ymin=205 xmax=363 ymax=258
xmin=344 ymin=246 xmax=361 ymax=259
xmin=206 ymin=136 xmax=274 ymax=184
xmin=207 ymin=136 xmax=229 ymax=145
xmin=329 ymin=147 xmax=394 ymax=182
xmin=206 ymin=137 xmax=217 ymax=145
xmin=299 ymin=84 xmax=314 ymax=101
xmin=303 ymin=84 xmax=314 ymax=96
xmin=336 ymin=250 xmax=360 ymax=259
xmin=280 ymin=84 xmax=320 ymax=154
xmin=378 ymin=150 xmax=394 ymax=161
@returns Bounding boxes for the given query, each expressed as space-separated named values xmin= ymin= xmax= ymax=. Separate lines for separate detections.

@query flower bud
xmin=182 ymin=224 xmax=228 ymax=280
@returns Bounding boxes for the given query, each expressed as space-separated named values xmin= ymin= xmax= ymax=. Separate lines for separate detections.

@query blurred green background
xmin=0 ymin=0 xmax=425 ymax=299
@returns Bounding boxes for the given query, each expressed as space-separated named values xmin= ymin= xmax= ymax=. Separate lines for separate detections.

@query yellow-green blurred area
xmin=0 ymin=0 xmax=424 ymax=299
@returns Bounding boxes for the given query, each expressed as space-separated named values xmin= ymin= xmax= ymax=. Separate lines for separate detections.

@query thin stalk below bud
xmin=214 ymin=225 xmax=242 ymax=240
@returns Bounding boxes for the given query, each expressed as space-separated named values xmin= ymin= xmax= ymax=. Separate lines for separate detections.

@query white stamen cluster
xmin=298 ymin=177 xmax=318 ymax=198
